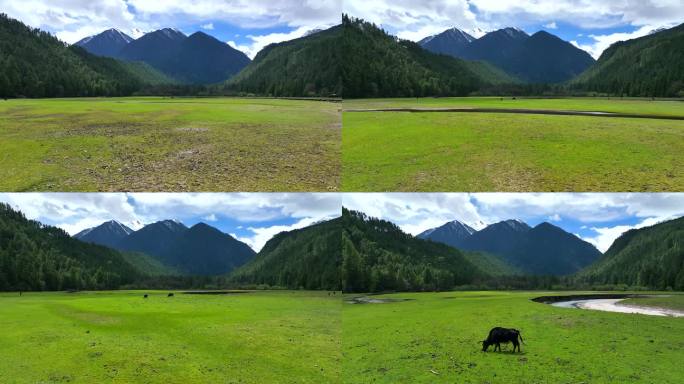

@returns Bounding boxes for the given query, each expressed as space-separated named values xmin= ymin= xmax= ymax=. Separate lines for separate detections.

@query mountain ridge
xmin=77 ymin=27 xmax=250 ymax=84
xmin=420 ymin=218 xmax=601 ymax=275
xmin=420 ymin=26 xmax=595 ymax=83
xmin=75 ymin=219 xmax=255 ymax=276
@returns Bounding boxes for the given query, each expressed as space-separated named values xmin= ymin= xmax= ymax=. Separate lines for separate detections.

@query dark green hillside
xmin=461 ymin=251 xmax=521 ymax=276
xmin=119 ymin=252 xmax=179 ymax=277
xmin=572 ymin=23 xmax=684 ymax=96
xmin=342 ymin=208 xmax=488 ymax=293
xmin=341 ymin=16 xmax=515 ymax=98
xmin=577 ymin=217 xmax=684 ymax=290
xmin=0 ymin=204 xmax=142 ymax=291
xmin=119 ymin=61 xmax=175 ymax=85
xmin=0 ymin=14 xmax=161 ymax=98
xmin=230 ymin=218 xmax=341 ymax=290
xmin=227 ymin=26 xmax=342 ymax=96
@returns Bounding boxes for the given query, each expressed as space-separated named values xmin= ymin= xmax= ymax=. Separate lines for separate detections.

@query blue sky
xmin=342 ymin=193 xmax=684 ymax=252
xmin=0 ymin=0 xmax=341 ymax=58
xmin=345 ymin=0 xmax=684 ymax=58
xmin=0 ymin=193 xmax=341 ymax=251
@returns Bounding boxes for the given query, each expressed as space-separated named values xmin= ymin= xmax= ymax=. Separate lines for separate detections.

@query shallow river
xmin=551 ymin=298 xmax=684 ymax=317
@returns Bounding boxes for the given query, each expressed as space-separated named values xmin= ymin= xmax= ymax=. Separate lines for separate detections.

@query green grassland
xmin=342 ymin=291 xmax=684 ymax=384
xmin=0 ymin=290 xmax=341 ymax=384
xmin=344 ymin=97 xmax=684 ymax=117
xmin=343 ymin=98 xmax=684 ymax=191
xmin=0 ymin=97 xmax=340 ymax=191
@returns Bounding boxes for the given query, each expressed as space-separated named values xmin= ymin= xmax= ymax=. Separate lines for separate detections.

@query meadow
xmin=0 ymin=97 xmax=341 ymax=191
xmin=342 ymin=291 xmax=684 ymax=384
xmin=343 ymin=97 xmax=684 ymax=117
xmin=0 ymin=290 xmax=341 ymax=384
xmin=342 ymin=97 xmax=684 ymax=191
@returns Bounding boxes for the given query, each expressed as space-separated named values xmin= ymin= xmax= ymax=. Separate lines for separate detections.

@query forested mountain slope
xmin=342 ymin=208 xmax=489 ymax=292
xmin=572 ymin=23 xmax=684 ymax=97
xmin=341 ymin=15 xmax=516 ymax=98
xmin=0 ymin=14 xmax=168 ymax=98
xmin=0 ymin=204 xmax=143 ymax=291
xmin=227 ymin=25 xmax=342 ymax=96
xmin=577 ymin=216 xmax=684 ymax=290
xmin=230 ymin=218 xmax=341 ymax=290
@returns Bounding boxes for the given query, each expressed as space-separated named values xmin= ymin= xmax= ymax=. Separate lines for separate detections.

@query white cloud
xmin=0 ymin=0 xmax=340 ymax=47
xmin=469 ymin=0 xmax=684 ymax=29
xmin=237 ymin=25 xmax=313 ymax=58
xmin=0 ymin=0 xmax=143 ymax=44
xmin=201 ymin=22 xmax=214 ymax=30
xmin=202 ymin=213 xmax=218 ymax=221
xmin=544 ymin=21 xmax=558 ymax=29
xmin=227 ymin=40 xmax=252 ymax=54
xmin=548 ymin=213 xmax=562 ymax=222
xmin=0 ymin=193 xmax=141 ymax=235
xmin=345 ymin=0 xmax=482 ymax=42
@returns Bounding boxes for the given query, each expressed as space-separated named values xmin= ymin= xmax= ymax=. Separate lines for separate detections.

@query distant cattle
xmin=482 ymin=327 xmax=524 ymax=352
xmin=143 ymin=294 xmax=148 ymax=299
xmin=167 ymin=293 xmax=174 ymax=297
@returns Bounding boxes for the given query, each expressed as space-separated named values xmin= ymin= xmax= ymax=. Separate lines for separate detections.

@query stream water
xmin=551 ymin=298 xmax=684 ymax=317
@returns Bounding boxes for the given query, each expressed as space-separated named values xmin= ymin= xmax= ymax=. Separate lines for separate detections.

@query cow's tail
xmin=513 ymin=329 xmax=525 ymax=344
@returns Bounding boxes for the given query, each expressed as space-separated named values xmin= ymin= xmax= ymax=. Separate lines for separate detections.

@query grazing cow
xmin=482 ymin=327 xmax=524 ymax=352
xmin=167 ymin=293 xmax=174 ymax=297
xmin=143 ymin=294 xmax=148 ymax=299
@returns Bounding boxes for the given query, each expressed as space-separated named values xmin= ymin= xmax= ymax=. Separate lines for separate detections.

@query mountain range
xmin=418 ymin=218 xmax=601 ymax=275
xmin=2 ymin=202 xmax=683 ymax=292
xmin=3 ymin=12 xmax=682 ymax=98
xmin=419 ymin=27 xmax=595 ymax=83
xmin=76 ymin=219 xmax=256 ymax=276
xmin=342 ymin=208 xmax=491 ymax=292
xmin=341 ymin=15 xmax=516 ymax=98
xmin=76 ymin=27 xmax=251 ymax=84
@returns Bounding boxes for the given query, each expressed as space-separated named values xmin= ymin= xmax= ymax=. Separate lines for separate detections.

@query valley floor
xmin=0 ymin=97 xmax=341 ymax=191
xmin=2 ymin=290 xmax=682 ymax=383
xmin=342 ymin=97 xmax=684 ymax=191
xmin=342 ymin=291 xmax=684 ymax=383
xmin=0 ymin=290 xmax=341 ymax=384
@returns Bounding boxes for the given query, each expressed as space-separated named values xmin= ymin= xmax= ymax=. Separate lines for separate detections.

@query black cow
xmin=143 ymin=294 xmax=148 ymax=299
xmin=482 ymin=327 xmax=524 ymax=352
xmin=167 ymin=293 xmax=174 ymax=297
